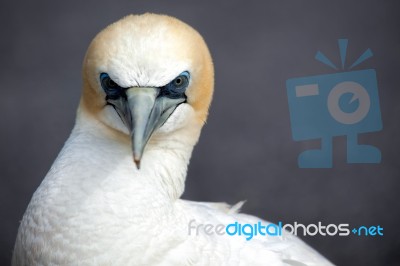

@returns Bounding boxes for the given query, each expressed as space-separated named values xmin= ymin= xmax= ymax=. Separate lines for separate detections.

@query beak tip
xmin=133 ymin=157 xmax=141 ymax=170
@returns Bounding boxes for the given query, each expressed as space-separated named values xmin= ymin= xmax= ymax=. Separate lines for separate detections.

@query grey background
xmin=1 ymin=0 xmax=399 ymax=265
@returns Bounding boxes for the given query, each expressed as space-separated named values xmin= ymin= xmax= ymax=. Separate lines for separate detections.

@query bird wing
xmin=180 ymin=200 xmax=335 ymax=266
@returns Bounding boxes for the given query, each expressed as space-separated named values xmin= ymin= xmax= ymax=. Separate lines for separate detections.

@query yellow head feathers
xmin=81 ymin=13 xmax=214 ymax=124
xmin=78 ymin=14 xmax=214 ymax=166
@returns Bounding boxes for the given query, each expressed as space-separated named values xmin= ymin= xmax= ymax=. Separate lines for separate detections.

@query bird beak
xmin=109 ymin=87 xmax=185 ymax=169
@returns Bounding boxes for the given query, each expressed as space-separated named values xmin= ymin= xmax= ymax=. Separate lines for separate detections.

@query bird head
xmin=79 ymin=14 xmax=214 ymax=168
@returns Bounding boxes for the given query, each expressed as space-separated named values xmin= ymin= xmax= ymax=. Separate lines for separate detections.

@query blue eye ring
xmin=160 ymin=71 xmax=190 ymax=99
xmin=172 ymin=71 xmax=190 ymax=89
xmin=100 ymin=73 xmax=123 ymax=99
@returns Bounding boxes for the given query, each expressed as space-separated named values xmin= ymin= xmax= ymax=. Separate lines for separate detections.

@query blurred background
xmin=1 ymin=0 xmax=399 ymax=265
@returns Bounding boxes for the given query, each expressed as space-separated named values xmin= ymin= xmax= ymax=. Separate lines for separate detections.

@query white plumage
xmin=13 ymin=14 xmax=334 ymax=265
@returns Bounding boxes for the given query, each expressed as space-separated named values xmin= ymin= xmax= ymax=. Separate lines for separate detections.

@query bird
xmin=13 ymin=13 xmax=334 ymax=266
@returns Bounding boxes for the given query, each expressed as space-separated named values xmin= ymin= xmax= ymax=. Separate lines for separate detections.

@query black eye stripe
xmin=99 ymin=72 xmax=190 ymax=100
xmin=160 ymin=71 xmax=190 ymax=99
xmin=100 ymin=73 xmax=125 ymax=100
xmin=106 ymin=78 xmax=117 ymax=88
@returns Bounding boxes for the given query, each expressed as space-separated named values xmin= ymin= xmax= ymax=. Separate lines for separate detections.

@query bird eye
xmin=172 ymin=72 xmax=189 ymax=89
xmin=161 ymin=71 xmax=190 ymax=99
xmin=160 ymin=71 xmax=190 ymax=99
xmin=174 ymin=77 xmax=183 ymax=86
xmin=100 ymin=73 xmax=123 ymax=99
xmin=106 ymin=78 xmax=118 ymax=88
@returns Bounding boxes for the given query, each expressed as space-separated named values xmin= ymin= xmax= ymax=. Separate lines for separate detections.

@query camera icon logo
xmin=286 ymin=39 xmax=382 ymax=168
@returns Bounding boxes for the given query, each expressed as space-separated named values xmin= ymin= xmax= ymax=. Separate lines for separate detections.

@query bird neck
xmin=49 ymin=110 xmax=197 ymax=214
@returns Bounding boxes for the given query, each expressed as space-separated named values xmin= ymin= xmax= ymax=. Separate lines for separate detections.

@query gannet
xmin=13 ymin=14 xmax=334 ymax=266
